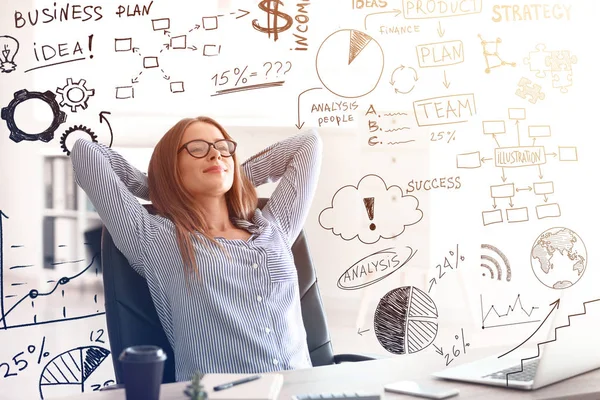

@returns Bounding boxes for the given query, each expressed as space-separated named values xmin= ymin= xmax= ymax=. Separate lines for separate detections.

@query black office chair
xmin=101 ymin=199 xmax=377 ymax=384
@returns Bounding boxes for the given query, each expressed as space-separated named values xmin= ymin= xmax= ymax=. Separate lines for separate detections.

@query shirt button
xmin=272 ymin=359 xmax=279 ymax=365
xmin=256 ymin=295 xmax=262 ymax=302
xmin=252 ymin=262 xmax=258 ymax=269
xmin=265 ymin=327 xmax=271 ymax=334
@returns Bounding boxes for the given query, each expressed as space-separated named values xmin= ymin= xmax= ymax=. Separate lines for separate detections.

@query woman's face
xmin=177 ymin=121 xmax=235 ymax=198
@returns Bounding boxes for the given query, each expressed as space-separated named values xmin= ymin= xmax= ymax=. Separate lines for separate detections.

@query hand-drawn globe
xmin=530 ymin=227 xmax=587 ymax=289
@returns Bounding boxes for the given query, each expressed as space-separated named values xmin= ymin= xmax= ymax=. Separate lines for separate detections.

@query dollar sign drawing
xmin=252 ymin=0 xmax=293 ymax=42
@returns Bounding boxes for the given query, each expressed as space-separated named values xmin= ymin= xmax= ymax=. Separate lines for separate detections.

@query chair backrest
xmin=101 ymin=199 xmax=334 ymax=384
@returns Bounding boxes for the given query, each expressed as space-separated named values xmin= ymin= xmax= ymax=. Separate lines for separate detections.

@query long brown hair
xmin=147 ymin=116 xmax=258 ymax=281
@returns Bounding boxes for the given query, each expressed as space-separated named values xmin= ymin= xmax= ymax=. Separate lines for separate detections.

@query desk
xmin=58 ymin=346 xmax=600 ymax=400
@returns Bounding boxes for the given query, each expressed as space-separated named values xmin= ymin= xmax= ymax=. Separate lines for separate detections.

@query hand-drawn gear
xmin=1 ymin=89 xmax=67 ymax=143
xmin=56 ymin=78 xmax=95 ymax=112
xmin=60 ymin=124 xmax=98 ymax=155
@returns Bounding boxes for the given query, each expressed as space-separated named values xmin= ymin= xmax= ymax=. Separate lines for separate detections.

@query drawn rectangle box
xmin=203 ymin=16 xmax=218 ymax=30
xmin=482 ymin=120 xmax=506 ymax=135
xmin=114 ymin=38 xmax=132 ymax=52
xmin=490 ymin=183 xmax=514 ymax=198
xmin=528 ymin=125 xmax=551 ymax=138
xmin=170 ymin=81 xmax=184 ymax=93
xmin=536 ymin=203 xmax=561 ymax=219
xmin=508 ymin=108 xmax=526 ymax=120
xmin=416 ymin=40 xmax=464 ymax=67
xmin=152 ymin=18 xmax=170 ymax=31
xmin=482 ymin=209 xmax=503 ymax=226
xmin=403 ymin=0 xmax=482 ymax=18
xmin=203 ymin=44 xmax=221 ymax=56
xmin=144 ymin=57 xmax=159 ymax=68
xmin=171 ymin=35 xmax=187 ymax=49
xmin=506 ymin=207 xmax=529 ymax=223
xmin=116 ymin=86 xmax=134 ymax=99
xmin=559 ymin=146 xmax=578 ymax=161
xmin=413 ymin=93 xmax=476 ymax=126
xmin=456 ymin=151 xmax=481 ymax=169
xmin=534 ymin=181 xmax=554 ymax=195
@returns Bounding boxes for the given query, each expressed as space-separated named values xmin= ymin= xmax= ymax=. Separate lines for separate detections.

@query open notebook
xmin=203 ymin=373 xmax=284 ymax=400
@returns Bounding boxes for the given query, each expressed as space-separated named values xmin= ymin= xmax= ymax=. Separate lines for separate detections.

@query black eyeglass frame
xmin=177 ymin=139 xmax=237 ymax=159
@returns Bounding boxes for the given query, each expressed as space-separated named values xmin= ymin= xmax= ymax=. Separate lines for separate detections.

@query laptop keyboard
xmin=482 ymin=359 xmax=540 ymax=382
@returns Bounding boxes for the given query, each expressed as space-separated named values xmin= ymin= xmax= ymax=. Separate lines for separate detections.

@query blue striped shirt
xmin=70 ymin=129 xmax=322 ymax=381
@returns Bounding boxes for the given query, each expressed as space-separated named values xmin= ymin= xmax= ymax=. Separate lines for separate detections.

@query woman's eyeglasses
xmin=178 ymin=139 xmax=237 ymax=159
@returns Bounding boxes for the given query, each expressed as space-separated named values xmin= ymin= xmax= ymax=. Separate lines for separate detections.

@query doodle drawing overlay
xmin=319 ymin=174 xmax=423 ymax=244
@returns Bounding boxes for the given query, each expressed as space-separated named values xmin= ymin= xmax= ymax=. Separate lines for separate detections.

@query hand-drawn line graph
xmin=39 ymin=346 xmax=111 ymax=399
xmin=480 ymin=294 xmax=540 ymax=329
xmin=0 ymin=210 xmax=105 ymax=330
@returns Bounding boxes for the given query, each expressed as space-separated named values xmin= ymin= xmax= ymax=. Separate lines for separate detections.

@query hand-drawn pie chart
xmin=39 ymin=346 xmax=111 ymax=399
xmin=316 ymin=29 xmax=384 ymax=98
xmin=374 ymin=286 xmax=438 ymax=355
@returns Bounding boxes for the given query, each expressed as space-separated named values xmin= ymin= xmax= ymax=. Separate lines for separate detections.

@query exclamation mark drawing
xmin=88 ymin=34 xmax=94 ymax=59
xmin=363 ymin=197 xmax=376 ymax=231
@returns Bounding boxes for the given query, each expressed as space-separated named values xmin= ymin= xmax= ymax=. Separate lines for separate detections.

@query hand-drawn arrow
xmin=295 ymin=87 xmax=322 ymax=129
xmin=516 ymin=120 xmax=521 ymax=146
xmin=235 ymin=9 xmax=250 ymax=19
xmin=501 ymin=167 xmax=507 ymax=182
xmin=498 ymin=298 xmax=560 ymax=359
xmin=537 ymin=165 xmax=543 ymax=179
xmin=364 ymin=9 xmax=402 ymax=30
xmin=481 ymin=157 xmax=493 ymax=163
xmin=357 ymin=328 xmax=370 ymax=336
xmin=390 ymin=65 xmax=418 ymax=94
xmin=428 ymin=278 xmax=436 ymax=293
xmin=437 ymin=21 xmax=445 ymax=37
xmin=492 ymin=134 xmax=501 ymax=148
xmin=433 ymin=344 xmax=444 ymax=356
xmin=99 ymin=111 xmax=114 ymax=148
xmin=543 ymin=194 xmax=548 ymax=202
xmin=509 ymin=197 xmax=514 ymax=207
xmin=504 ymin=298 xmax=600 ymax=387
xmin=442 ymin=70 xmax=451 ymax=89
xmin=516 ymin=186 xmax=532 ymax=192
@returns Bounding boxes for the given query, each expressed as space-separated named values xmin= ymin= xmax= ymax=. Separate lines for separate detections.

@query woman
xmin=70 ymin=116 xmax=323 ymax=381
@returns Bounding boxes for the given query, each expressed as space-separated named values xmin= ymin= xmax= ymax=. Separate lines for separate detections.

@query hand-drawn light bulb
xmin=0 ymin=35 xmax=20 ymax=73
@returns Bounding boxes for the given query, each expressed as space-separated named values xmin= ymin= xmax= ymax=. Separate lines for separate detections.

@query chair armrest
xmin=333 ymin=353 xmax=386 ymax=363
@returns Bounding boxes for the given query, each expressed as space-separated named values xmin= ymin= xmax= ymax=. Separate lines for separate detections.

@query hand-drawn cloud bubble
xmin=319 ymin=174 xmax=423 ymax=244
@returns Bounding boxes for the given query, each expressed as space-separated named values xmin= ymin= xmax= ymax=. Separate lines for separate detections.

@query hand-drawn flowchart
xmin=456 ymin=108 xmax=578 ymax=226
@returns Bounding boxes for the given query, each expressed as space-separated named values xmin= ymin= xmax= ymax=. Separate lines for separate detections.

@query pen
xmin=214 ymin=375 xmax=261 ymax=391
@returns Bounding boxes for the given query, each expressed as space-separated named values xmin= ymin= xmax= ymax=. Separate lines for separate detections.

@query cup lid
xmin=119 ymin=345 xmax=167 ymax=363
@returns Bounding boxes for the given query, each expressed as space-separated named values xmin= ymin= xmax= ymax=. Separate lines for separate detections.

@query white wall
xmin=1 ymin=0 xmax=599 ymax=398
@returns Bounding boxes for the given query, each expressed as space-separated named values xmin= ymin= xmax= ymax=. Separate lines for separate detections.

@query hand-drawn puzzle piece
xmin=524 ymin=44 xmax=551 ymax=78
xmin=515 ymin=77 xmax=545 ymax=104
xmin=552 ymin=70 xmax=573 ymax=93
xmin=545 ymin=50 xmax=577 ymax=71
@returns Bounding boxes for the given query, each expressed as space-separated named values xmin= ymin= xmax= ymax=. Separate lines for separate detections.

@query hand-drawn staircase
xmin=506 ymin=298 xmax=600 ymax=386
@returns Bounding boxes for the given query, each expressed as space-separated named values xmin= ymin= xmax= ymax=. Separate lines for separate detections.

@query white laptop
xmin=432 ymin=290 xmax=600 ymax=390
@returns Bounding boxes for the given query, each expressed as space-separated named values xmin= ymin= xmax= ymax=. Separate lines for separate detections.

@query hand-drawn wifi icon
xmin=480 ymin=244 xmax=511 ymax=282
